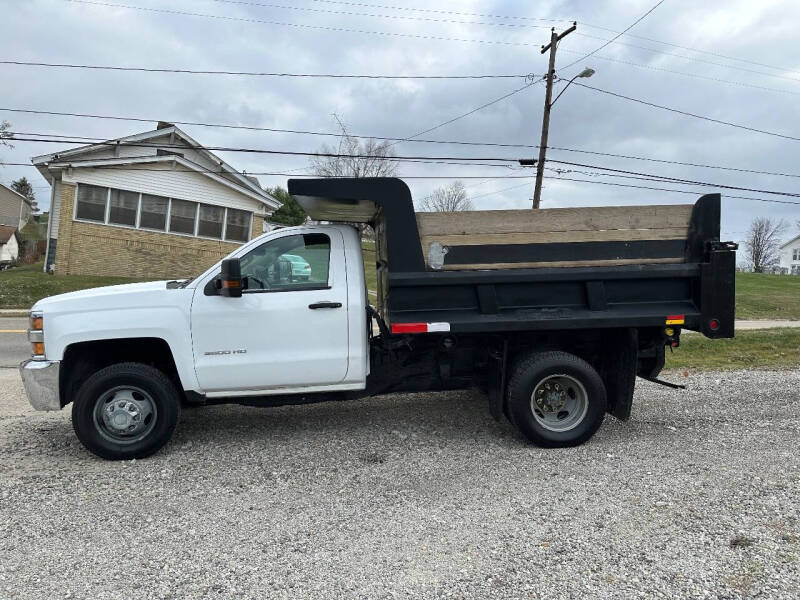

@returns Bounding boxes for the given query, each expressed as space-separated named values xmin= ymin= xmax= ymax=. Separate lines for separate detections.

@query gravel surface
xmin=0 ymin=367 xmax=798 ymax=599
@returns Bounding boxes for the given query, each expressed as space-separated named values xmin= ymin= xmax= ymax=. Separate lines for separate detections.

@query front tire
xmin=72 ymin=362 xmax=180 ymax=460
xmin=507 ymin=351 xmax=606 ymax=448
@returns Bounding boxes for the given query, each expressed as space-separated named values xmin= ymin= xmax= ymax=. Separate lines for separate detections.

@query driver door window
xmin=239 ymin=233 xmax=330 ymax=292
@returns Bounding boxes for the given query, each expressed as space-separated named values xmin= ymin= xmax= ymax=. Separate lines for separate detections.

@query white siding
xmin=0 ymin=234 xmax=19 ymax=262
xmin=50 ymin=181 xmax=63 ymax=239
xmin=62 ymin=164 xmax=265 ymax=213
xmin=779 ymin=240 xmax=800 ymax=273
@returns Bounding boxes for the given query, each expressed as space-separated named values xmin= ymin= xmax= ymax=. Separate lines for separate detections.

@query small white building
xmin=0 ymin=225 xmax=20 ymax=266
xmin=779 ymin=234 xmax=800 ymax=274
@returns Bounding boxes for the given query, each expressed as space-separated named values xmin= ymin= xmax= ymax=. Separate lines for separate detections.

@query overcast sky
xmin=1 ymin=0 xmax=799 ymax=246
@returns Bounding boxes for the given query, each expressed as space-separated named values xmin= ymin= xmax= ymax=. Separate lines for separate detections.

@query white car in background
xmin=280 ymin=254 xmax=312 ymax=281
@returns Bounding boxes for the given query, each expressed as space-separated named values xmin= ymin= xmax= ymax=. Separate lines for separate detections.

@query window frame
xmin=137 ymin=193 xmax=169 ymax=232
xmin=107 ymin=188 xmax=139 ymax=227
xmin=197 ymin=203 xmax=226 ymax=240
xmin=167 ymin=198 xmax=198 ymax=236
xmin=223 ymin=207 xmax=253 ymax=244
xmin=239 ymin=232 xmax=332 ymax=295
xmin=73 ymin=184 xmax=111 ymax=223
xmin=72 ymin=183 xmax=253 ymax=243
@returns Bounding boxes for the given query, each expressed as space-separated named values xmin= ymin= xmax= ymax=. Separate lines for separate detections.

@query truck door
xmin=190 ymin=229 xmax=349 ymax=393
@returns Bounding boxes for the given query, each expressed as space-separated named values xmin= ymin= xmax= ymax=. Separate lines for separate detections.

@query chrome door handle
xmin=308 ymin=301 xmax=342 ymax=309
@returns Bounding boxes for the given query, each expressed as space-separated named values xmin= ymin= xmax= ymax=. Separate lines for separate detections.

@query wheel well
xmin=60 ymin=338 xmax=181 ymax=408
xmin=504 ymin=329 xmax=640 ymax=420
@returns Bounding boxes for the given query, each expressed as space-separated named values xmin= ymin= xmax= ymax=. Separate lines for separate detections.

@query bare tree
xmin=744 ymin=217 xmax=787 ymax=273
xmin=310 ymin=115 xmax=398 ymax=178
xmin=0 ymin=120 xmax=13 ymax=150
xmin=418 ymin=181 xmax=474 ymax=212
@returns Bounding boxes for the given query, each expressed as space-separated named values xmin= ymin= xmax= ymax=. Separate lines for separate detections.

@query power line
xmin=4 ymin=159 xmax=795 ymax=205
xmin=545 ymin=175 xmax=800 ymax=206
xmin=546 ymin=159 xmax=800 ymax=198
xmin=10 ymin=133 xmax=800 ymax=200
xmin=0 ymin=60 xmax=525 ymax=79
xmin=5 ymin=134 xmax=522 ymax=164
xmin=545 ymin=144 xmax=800 ymax=179
xmin=573 ymin=81 xmax=800 ymax=141
xmin=62 ymin=0 xmax=537 ymax=46
xmin=559 ymin=50 xmax=800 ymax=96
xmin=7 ymin=110 xmax=800 ymax=180
xmin=240 ymin=0 xmax=791 ymax=90
xmin=576 ymin=24 xmax=796 ymax=74
xmin=302 ymin=0 xmax=572 ymax=23
xmin=572 ymin=33 xmax=800 ymax=84
xmin=469 ymin=181 xmax=531 ymax=200
xmin=0 ymin=162 xmax=535 ymax=180
xmin=387 ymin=81 xmax=539 ymax=148
xmin=559 ymin=0 xmax=665 ymax=71
xmin=303 ymin=0 xmax=797 ymax=76
xmin=209 ymin=0 xmax=555 ymax=30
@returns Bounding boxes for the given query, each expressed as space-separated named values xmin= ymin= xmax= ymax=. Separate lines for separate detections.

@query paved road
xmin=0 ymin=318 xmax=30 ymax=368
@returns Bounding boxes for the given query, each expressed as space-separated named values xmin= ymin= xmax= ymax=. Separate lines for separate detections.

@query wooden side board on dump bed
xmin=415 ymin=204 xmax=695 ymax=270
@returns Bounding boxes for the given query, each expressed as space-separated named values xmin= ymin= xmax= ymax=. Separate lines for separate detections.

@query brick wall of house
xmin=54 ymin=183 xmax=265 ymax=279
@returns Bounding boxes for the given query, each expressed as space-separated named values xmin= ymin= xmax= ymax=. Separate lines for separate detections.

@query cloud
xmin=0 ymin=0 xmax=798 ymax=245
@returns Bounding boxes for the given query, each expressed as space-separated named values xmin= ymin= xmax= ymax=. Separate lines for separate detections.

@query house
xmin=0 ymin=183 xmax=34 ymax=230
xmin=31 ymin=123 xmax=281 ymax=278
xmin=779 ymin=234 xmax=800 ymax=274
xmin=0 ymin=225 xmax=21 ymax=267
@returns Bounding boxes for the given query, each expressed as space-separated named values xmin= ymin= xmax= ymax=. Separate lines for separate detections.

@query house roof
xmin=31 ymin=124 xmax=280 ymax=209
xmin=0 ymin=225 xmax=18 ymax=245
xmin=779 ymin=233 xmax=800 ymax=249
xmin=0 ymin=183 xmax=33 ymax=207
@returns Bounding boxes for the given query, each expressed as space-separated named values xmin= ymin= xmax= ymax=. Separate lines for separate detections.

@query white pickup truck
xmin=20 ymin=178 xmax=736 ymax=460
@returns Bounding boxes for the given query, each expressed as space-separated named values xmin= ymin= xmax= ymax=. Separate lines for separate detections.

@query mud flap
xmin=488 ymin=340 xmax=508 ymax=422
xmin=601 ymin=328 xmax=638 ymax=421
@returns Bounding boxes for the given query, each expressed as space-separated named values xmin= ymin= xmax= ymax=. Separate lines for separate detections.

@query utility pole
xmin=532 ymin=22 xmax=576 ymax=209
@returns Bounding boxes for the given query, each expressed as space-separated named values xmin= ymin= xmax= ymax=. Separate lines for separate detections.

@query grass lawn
xmin=0 ymin=262 xmax=144 ymax=309
xmin=0 ymin=244 xmax=382 ymax=309
xmin=736 ymin=272 xmax=800 ymax=319
xmin=5 ymin=254 xmax=800 ymax=322
xmin=665 ymin=328 xmax=800 ymax=371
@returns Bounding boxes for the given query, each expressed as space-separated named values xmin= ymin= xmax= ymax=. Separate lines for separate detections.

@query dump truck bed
xmin=288 ymin=178 xmax=736 ymax=339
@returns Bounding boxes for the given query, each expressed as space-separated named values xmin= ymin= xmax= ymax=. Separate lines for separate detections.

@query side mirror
xmin=217 ymin=258 xmax=243 ymax=298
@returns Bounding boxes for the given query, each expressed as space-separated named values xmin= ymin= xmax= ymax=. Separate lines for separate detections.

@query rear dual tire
xmin=72 ymin=362 xmax=180 ymax=460
xmin=507 ymin=351 xmax=606 ymax=448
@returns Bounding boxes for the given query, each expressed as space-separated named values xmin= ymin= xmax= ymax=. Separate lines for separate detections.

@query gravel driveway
xmin=0 ymin=367 xmax=797 ymax=599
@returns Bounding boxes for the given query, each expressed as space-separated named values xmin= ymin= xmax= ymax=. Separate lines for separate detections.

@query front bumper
xmin=19 ymin=359 xmax=61 ymax=411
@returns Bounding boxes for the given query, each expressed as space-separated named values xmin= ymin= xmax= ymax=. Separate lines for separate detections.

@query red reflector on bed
xmin=390 ymin=322 xmax=451 ymax=334
xmin=391 ymin=323 xmax=428 ymax=334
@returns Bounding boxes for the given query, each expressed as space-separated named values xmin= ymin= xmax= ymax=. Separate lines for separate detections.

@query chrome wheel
xmin=530 ymin=374 xmax=589 ymax=433
xmin=93 ymin=386 xmax=158 ymax=444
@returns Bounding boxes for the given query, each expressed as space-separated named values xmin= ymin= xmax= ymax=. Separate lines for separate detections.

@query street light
xmin=551 ymin=67 xmax=595 ymax=107
xmin=532 ymin=66 xmax=595 ymax=208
